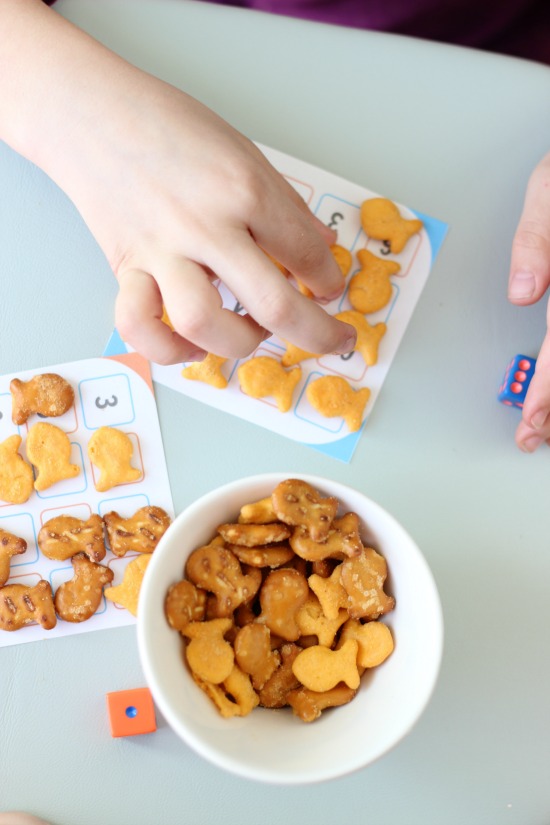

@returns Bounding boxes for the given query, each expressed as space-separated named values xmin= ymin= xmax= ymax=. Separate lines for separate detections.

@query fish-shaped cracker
xmin=360 ymin=198 xmax=423 ymax=254
xmin=237 ymin=356 xmax=301 ymax=413
xmin=306 ymin=375 xmax=370 ymax=432
xmin=87 ymin=426 xmax=142 ymax=492
xmin=26 ymin=422 xmax=80 ymax=491
xmin=0 ymin=434 xmax=34 ymax=504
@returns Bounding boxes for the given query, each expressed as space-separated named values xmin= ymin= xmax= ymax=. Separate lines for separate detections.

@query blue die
xmin=498 ymin=354 xmax=536 ymax=408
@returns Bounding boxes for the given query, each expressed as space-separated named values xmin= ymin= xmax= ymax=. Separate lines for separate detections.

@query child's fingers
xmin=515 ymin=319 xmax=550 ymax=452
xmin=249 ymin=187 xmax=345 ymax=303
xmin=115 ymin=269 xmax=208 ymax=364
xmin=154 ymin=256 xmax=270 ymax=359
xmin=210 ymin=230 xmax=357 ymax=355
xmin=508 ymin=152 xmax=550 ymax=305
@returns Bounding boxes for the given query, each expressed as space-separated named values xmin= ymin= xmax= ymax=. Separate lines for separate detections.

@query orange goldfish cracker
xmin=217 ymin=522 xmax=290 ymax=547
xmin=360 ymin=197 xmax=423 ymax=254
xmin=228 ymin=543 xmax=294 ymax=569
xmin=0 ymin=434 xmax=34 ymax=505
xmin=37 ymin=514 xmax=106 ymax=563
xmin=87 ymin=426 xmax=141 ymax=492
xmin=234 ymin=623 xmax=280 ymax=690
xmin=308 ymin=565 xmax=348 ymax=620
xmin=338 ymin=618 xmax=394 ymax=668
xmin=287 ymin=683 xmax=358 ymax=723
xmin=292 ymin=639 xmax=360 ymax=692
xmin=237 ymin=356 xmax=301 ymax=413
xmin=341 ymin=545 xmax=395 ymax=620
xmin=186 ymin=541 xmax=260 ymax=618
xmin=237 ymin=496 xmax=277 ymax=524
xmin=54 ymin=553 xmax=114 ymax=623
xmin=10 ymin=372 xmax=74 ymax=425
xmin=193 ymin=664 xmax=259 ymax=718
xmin=0 ymin=529 xmax=27 ymax=587
xmin=164 ymin=579 xmax=207 ymax=631
xmin=296 ymin=593 xmax=348 ymax=647
xmin=104 ymin=554 xmax=151 ymax=617
xmin=26 ymin=422 xmax=80 ymax=491
xmin=183 ymin=618 xmax=234 ymax=684
xmin=334 ymin=310 xmax=386 ymax=367
xmin=290 ymin=512 xmax=363 ymax=562
xmin=348 ymin=249 xmax=400 ymax=314
xmin=104 ymin=506 xmax=171 ymax=557
xmin=257 ymin=567 xmax=309 ymax=641
xmin=258 ymin=642 xmax=302 ymax=708
xmin=331 ymin=244 xmax=353 ymax=278
xmin=182 ymin=353 xmax=228 ymax=389
xmin=306 ymin=375 xmax=370 ymax=433
xmin=271 ymin=478 xmax=338 ymax=542
xmin=0 ymin=580 xmax=56 ymax=631
xmin=281 ymin=341 xmax=320 ymax=368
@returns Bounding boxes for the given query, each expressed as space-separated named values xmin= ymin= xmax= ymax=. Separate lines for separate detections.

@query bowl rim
xmin=137 ymin=472 xmax=444 ymax=784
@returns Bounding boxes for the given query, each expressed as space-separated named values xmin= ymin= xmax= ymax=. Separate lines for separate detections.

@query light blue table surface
xmin=1 ymin=2 xmax=550 ymax=823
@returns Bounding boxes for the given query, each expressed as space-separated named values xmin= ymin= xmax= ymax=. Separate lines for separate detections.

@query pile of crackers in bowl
xmin=138 ymin=473 xmax=443 ymax=784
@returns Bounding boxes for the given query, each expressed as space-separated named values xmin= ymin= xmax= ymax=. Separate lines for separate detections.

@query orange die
xmin=106 ymin=687 xmax=157 ymax=738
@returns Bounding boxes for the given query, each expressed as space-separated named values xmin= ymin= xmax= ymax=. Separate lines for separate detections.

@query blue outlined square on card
xmin=79 ymin=373 xmax=135 ymax=430
xmin=313 ymin=194 xmax=363 ymax=251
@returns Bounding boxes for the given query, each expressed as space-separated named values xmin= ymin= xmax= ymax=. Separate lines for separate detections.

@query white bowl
xmin=137 ymin=473 xmax=443 ymax=785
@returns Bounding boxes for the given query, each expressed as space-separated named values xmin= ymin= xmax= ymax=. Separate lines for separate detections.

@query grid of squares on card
xmin=0 ymin=355 xmax=174 ymax=646
xmin=144 ymin=143 xmax=448 ymax=463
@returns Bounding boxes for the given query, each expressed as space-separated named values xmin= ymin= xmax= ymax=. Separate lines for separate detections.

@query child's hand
xmin=508 ymin=151 xmax=550 ymax=451
xmin=2 ymin=1 xmax=355 ymax=365
xmin=81 ymin=82 xmax=355 ymax=364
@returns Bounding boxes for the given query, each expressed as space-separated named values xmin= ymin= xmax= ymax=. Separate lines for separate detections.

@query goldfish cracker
xmin=334 ymin=310 xmax=386 ymax=366
xmin=360 ymin=197 xmax=423 ymax=254
xmin=181 ymin=353 xmax=228 ymax=389
xmin=182 ymin=618 xmax=234 ymax=684
xmin=26 ymin=422 xmax=80 ymax=491
xmin=237 ymin=356 xmax=301 ymax=413
xmin=338 ymin=618 xmax=394 ymax=668
xmin=306 ymin=375 xmax=370 ymax=433
xmin=104 ymin=554 xmax=152 ymax=617
xmin=292 ymin=639 xmax=360 ymax=692
xmin=0 ymin=435 xmax=34 ymax=505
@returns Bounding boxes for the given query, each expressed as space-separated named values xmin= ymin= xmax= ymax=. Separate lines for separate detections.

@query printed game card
xmin=0 ymin=353 xmax=173 ymax=647
xmin=106 ymin=144 xmax=448 ymax=462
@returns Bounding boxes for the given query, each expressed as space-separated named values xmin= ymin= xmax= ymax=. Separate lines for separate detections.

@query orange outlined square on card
xmin=106 ymin=687 xmax=157 ymax=737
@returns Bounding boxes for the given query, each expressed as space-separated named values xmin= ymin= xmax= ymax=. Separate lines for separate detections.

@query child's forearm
xmin=0 ymin=0 xmax=146 ymax=190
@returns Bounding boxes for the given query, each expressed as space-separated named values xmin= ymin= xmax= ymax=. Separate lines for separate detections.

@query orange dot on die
xmin=518 ymin=359 xmax=532 ymax=371
xmin=511 ymin=382 xmax=523 ymax=394
xmin=514 ymin=371 xmax=527 ymax=382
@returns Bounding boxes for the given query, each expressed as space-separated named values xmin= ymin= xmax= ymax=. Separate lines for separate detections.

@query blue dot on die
xmin=125 ymin=705 xmax=138 ymax=718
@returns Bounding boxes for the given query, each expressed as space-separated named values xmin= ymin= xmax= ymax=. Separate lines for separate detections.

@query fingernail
xmin=520 ymin=434 xmax=543 ymax=452
xmin=334 ymin=330 xmax=357 ymax=355
xmin=509 ymin=269 xmax=536 ymax=300
xmin=531 ymin=409 xmax=549 ymax=429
